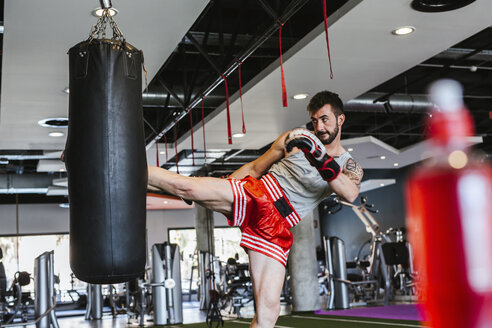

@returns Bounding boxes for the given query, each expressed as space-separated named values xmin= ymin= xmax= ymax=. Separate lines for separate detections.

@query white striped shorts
xmin=226 ymin=173 xmax=302 ymax=266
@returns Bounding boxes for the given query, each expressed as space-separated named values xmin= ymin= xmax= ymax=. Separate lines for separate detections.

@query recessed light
xmin=380 ymin=183 xmax=385 ymax=187
xmin=59 ymin=203 xmax=70 ymax=209
xmin=38 ymin=117 xmax=68 ymax=128
xmin=380 ymin=156 xmax=386 ymax=160
xmin=91 ymin=7 xmax=118 ymax=17
xmin=393 ymin=163 xmax=399 ymax=167
xmin=62 ymin=87 xmax=70 ymax=94
xmin=163 ymin=200 xmax=169 ymax=205
xmin=160 ymin=151 xmax=166 ymax=155
xmin=348 ymin=148 xmax=354 ymax=152
xmin=48 ymin=131 xmax=65 ymax=137
xmin=292 ymin=93 xmax=309 ymax=100
xmin=233 ymin=133 xmax=245 ymax=138
xmin=391 ymin=26 xmax=415 ymax=36
xmin=448 ymin=150 xmax=468 ymax=169
xmin=59 ymin=168 xmax=65 ymax=172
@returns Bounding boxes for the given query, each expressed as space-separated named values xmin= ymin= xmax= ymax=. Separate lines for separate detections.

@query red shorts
xmin=225 ymin=173 xmax=302 ymax=266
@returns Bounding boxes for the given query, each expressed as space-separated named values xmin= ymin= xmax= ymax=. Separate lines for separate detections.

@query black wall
xmin=319 ymin=166 xmax=413 ymax=261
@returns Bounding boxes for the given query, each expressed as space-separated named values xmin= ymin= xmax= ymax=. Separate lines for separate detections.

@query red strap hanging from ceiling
xmin=174 ymin=125 xmax=179 ymax=174
xmin=279 ymin=22 xmax=288 ymax=107
xmin=238 ymin=62 xmax=246 ymax=134
xmin=189 ymin=109 xmax=195 ymax=166
xmin=155 ymin=140 xmax=160 ymax=167
xmin=201 ymin=97 xmax=207 ymax=162
xmin=221 ymin=74 xmax=233 ymax=144
xmin=323 ymin=0 xmax=334 ymax=79
xmin=164 ymin=134 xmax=168 ymax=163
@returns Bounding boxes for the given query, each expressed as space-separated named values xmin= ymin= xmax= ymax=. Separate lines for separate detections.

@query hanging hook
xmin=99 ymin=0 xmax=112 ymax=9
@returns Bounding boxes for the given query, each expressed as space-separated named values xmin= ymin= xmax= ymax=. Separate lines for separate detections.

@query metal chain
xmin=88 ymin=9 xmax=124 ymax=43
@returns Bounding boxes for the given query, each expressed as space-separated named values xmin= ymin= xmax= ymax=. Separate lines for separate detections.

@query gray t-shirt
xmin=268 ymin=151 xmax=352 ymax=219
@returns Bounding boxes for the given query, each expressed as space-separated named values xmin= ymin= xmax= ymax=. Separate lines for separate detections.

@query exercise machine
xmin=151 ymin=242 xmax=183 ymax=326
xmin=323 ymin=196 xmax=392 ymax=308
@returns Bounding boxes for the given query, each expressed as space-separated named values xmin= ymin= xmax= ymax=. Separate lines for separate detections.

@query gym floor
xmin=42 ymin=313 xmax=423 ymax=328
xmin=177 ymin=314 xmax=422 ymax=328
xmin=39 ymin=302 xmax=424 ymax=327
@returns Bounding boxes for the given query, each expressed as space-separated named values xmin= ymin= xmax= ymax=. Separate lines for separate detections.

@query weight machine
xmin=323 ymin=196 xmax=392 ymax=309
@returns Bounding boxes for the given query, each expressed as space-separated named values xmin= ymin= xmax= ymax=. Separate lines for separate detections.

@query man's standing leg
xmin=149 ymin=167 xmax=285 ymax=327
xmin=248 ymin=250 xmax=286 ymax=328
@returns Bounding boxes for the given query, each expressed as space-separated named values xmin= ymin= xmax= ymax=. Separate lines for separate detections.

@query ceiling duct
xmin=0 ymin=174 xmax=53 ymax=194
xmin=345 ymin=93 xmax=433 ymax=114
xmin=0 ymin=151 xmax=62 ymax=161
xmin=142 ymin=92 xmax=223 ymax=108
xmin=144 ymin=91 xmax=433 ymax=114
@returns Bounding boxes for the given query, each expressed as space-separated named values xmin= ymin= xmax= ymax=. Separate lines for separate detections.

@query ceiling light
xmin=59 ymin=203 xmax=70 ymax=209
xmin=347 ymin=148 xmax=354 ymax=152
xmin=391 ymin=26 xmax=415 ymax=36
xmin=380 ymin=156 xmax=386 ymax=160
xmin=232 ymin=133 xmax=245 ymax=138
xmin=163 ymin=201 xmax=169 ymax=205
xmin=62 ymin=87 xmax=70 ymax=94
xmin=448 ymin=150 xmax=468 ymax=169
xmin=380 ymin=183 xmax=385 ymax=187
xmin=160 ymin=151 xmax=166 ymax=155
xmin=48 ymin=131 xmax=65 ymax=138
xmin=292 ymin=93 xmax=309 ymax=100
xmin=91 ymin=7 xmax=118 ymax=17
xmin=38 ymin=117 xmax=68 ymax=128
xmin=59 ymin=168 xmax=65 ymax=172
xmin=393 ymin=163 xmax=399 ymax=167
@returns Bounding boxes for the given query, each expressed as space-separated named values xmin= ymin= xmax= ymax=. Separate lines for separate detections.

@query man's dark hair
xmin=307 ymin=91 xmax=344 ymax=117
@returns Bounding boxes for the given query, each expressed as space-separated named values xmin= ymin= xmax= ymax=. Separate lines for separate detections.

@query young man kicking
xmin=148 ymin=90 xmax=363 ymax=328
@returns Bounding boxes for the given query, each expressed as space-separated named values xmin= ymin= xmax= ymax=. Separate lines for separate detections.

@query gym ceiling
xmin=0 ymin=0 xmax=491 ymax=203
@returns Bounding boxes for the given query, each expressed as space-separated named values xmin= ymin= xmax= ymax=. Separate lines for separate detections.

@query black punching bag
xmin=66 ymin=36 xmax=147 ymax=284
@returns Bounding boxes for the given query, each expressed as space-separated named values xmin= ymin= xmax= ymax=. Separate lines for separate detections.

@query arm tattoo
xmin=344 ymin=158 xmax=363 ymax=189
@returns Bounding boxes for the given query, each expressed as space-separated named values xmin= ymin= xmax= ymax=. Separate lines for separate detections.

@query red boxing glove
xmin=285 ymin=129 xmax=341 ymax=181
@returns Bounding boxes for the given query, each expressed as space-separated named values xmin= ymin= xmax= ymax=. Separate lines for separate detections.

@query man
xmin=148 ymin=91 xmax=363 ymax=328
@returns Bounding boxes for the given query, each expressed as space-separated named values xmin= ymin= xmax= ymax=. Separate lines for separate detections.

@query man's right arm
xmin=229 ymin=131 xmax=290 ymax=179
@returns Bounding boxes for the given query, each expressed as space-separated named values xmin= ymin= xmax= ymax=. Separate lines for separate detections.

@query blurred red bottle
xmin=406 ymin=80 xmax=492 ymax=328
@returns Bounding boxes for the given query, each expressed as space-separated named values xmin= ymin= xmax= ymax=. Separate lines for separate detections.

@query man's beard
xmin=316 ymin=123 xmax=339 ymax=145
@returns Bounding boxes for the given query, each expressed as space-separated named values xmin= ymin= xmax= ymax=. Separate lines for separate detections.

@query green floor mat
xmin=149 ymin=313 xmax=422 ymax=328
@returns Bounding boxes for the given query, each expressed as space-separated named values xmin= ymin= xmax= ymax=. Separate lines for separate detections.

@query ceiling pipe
xmin=142 ymin=92 xmax=223 ymax=107
xmin=144 ymin=91 xmax=433 ymax=113
xmin=0 ymin=174 xmax=54 ymax=194
xmin=345 ymin=93 xmax=433 ymax=114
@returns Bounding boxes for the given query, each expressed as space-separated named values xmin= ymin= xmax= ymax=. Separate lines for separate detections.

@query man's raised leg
xmin=148 ymin=166 xmax=233 ymax=216
xmin=248 ymin=250 xmax=286 ymax=328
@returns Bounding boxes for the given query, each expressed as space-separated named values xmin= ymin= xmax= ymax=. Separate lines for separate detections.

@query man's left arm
xmin=329 ymin=158 xmax=363 ymax=203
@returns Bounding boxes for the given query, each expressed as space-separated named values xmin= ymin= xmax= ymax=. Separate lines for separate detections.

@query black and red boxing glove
xmin=285 ymin=128 xmax=341 ymax=181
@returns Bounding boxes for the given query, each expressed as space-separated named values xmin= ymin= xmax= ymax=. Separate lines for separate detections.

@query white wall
xmin=146 ymin=209 xmax=195 ymax=253
xmin=0 ymin=203 xmax=70 ymax=235
xmin=146 ymin=209 xmax=228 ymax=253
xmin=0 ymin=205 xmax=18 ymax=234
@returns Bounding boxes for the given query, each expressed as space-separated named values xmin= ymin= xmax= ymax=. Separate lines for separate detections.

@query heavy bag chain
xmin=86 ymin=8 xmax=149 ymax=91
xmin=88 ymin=9 xmax=124 ymax=44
